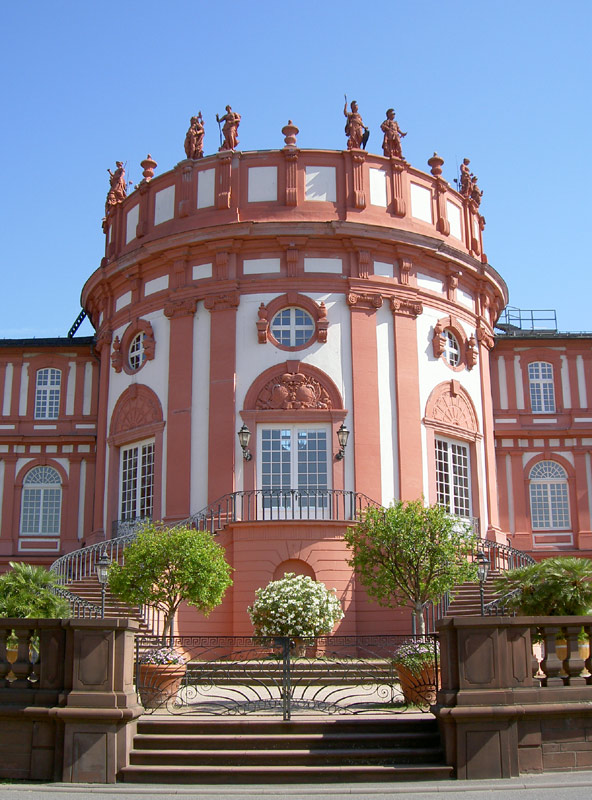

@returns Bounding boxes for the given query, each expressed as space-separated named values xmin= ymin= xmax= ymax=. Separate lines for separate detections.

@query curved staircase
xmin=50 ymin=491 xmax=535 ymax=631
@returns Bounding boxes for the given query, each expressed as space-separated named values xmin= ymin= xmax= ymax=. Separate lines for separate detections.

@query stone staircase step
xmin=120 ymin=716 xmax=451 ymax=784
xmin=128 ymin=746 xmax=443 ymax=767
xmin=121 ymin=763 xmax=453 ymax=783
xmin=132 ymin=730 xmax=441 ymax=750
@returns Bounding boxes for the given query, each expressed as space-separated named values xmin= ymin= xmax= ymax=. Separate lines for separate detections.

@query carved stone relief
xmin=256 ymin=372 xmax=333 ymax=410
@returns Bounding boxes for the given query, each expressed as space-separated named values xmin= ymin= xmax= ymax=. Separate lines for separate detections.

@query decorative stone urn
xmin=137 ymin=663 xmax=186 ymax=709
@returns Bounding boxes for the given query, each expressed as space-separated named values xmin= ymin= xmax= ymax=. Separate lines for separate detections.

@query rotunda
xmin=83 ymin=114 xmax=507 ymax=635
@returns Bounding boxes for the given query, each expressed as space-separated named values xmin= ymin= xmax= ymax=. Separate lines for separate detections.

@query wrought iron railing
xmin=52 ymin=585 xmax=102 ymax=618
xmin=186 ymin=489 xmax=381 ymax=533
xmin=483 ymin=588 xmax=522 ymax=616
xmin=135 ymin=634 xmax=439 ymax=719
xmin=52 ymin=490 xmax=380 ymax=627
xmin=52 ymin=493 xmax=535 ymax=632
xmin=420 ymin=536 xmax=535 ymax=632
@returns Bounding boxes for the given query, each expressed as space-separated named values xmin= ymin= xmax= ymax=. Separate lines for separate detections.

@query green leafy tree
xmin=108 ymin=522 xmax=233 ymax=640
xmin=0 ymin=562 xmax=70 ymax=618
xmin=495 ymin=556 xmax=592 ymax=616
xmin=344 ymin=500 xmax=477 ymax=635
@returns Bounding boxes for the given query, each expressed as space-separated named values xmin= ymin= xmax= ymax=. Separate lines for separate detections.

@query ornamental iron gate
xmin=135 ymin=635 xmax=438 ymax=720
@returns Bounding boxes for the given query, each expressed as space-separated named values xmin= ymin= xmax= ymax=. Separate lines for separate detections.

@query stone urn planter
xmin=394 ymin=639 xmax=439 ymax=708
xmin=396 ymin=663 xmax=438 ymax=707
xmin=137 ymin=646 xmax=187 ymax=709
xmin=137 ymin=662 xmax=186 ymax=709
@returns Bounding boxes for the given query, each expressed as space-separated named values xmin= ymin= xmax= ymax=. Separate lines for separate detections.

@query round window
xmin=443 ymin=330 xmax=461 ymax=367
xmin=269 ymin=308 xmax=315 ymax=348
xmin=128 ymin=332 xmax=146 ymax=371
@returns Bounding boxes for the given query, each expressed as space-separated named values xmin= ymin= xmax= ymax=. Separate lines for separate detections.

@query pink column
xmin=0 ymin=456 xmax=17 ymax=557
xmin=92 ymin=329 xmax=112 ymax=540
xmin=391 ymin=297 xmax=424 ymax=501
xmin=477 ymin=325 xmax=502 ymax=540
xmin=163 ymin=298 xmax=197 ymax=522
xmin=347 ymin=291 xmax=382 ymax=500
xmin=205 ymin=292 xmax=239 ymax=504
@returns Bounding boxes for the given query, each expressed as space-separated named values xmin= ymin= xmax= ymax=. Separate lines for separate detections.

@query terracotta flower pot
xmin=290 ymin=638 xmax=316 ymax=658
xmin=396 ymin=664 xmax=437 ymax=707
xmin=137 ymin=663 xmax=186 ymax=709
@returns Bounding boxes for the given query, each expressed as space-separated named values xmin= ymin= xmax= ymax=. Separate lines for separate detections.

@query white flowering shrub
xmin=248 ymin=573 xmax=344 ymax=638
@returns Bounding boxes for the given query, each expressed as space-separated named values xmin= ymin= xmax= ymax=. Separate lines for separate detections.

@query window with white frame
xmin=128 ymin=332 xmax=146 ymax=371
xmin=443 ymin=330 xmax=461 ymax=367
xmin=35 ymin=368 xmax=61 ymax=419
xmin=528 ymin=361 xmax=555 ymax=413
xmin=120 ymin=440 xmax=155 ymax=521
xmin=20 ymin=466 xmax=61 ymax=535
xmin=529 ymin=460 xmax=570 ymax=530
xmin=269 ymin=308 xmax=315 ymax=348
xmin=259 ymin=425 xmax=330 ymax=510
xmin=435 ymin=438 xmax=471 ymax=518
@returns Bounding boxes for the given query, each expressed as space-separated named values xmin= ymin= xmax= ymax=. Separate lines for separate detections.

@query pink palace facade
xmin=1 ymin=121 xmax=591 ymax=635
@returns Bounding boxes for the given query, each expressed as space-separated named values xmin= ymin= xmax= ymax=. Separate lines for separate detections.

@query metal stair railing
xmin=421 ymin=536 xmax=536 ymax=632
xmin=52 ymin=495 xmax=534 ymax=631
xmin=483 ymin=588 xmax=522 ymax=616
xmin=53 ymin=585 xmax=102 ymax=618
xmin=51 ymin=490 xmax=381 ymax=624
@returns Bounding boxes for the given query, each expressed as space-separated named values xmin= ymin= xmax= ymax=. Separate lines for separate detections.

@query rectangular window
xmin=435 ymin=438 xmax=471 ymax=518
xmin=528 ymin=362 xmax=555 ymax=413
xmin=259 ymin=425 xmax=330 ymax=513
xmin=530 ymin=482 xmax=570 ymax=530
xmin=35 ymin=368 xmax=61 ymax=419
xmin=120 ymin=441 xmax=154 ymax=521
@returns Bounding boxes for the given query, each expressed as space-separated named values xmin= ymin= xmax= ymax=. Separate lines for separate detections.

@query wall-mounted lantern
xmin=237 ymin=424 xmax=253 ymax=461
xmin=335 ymin=423 xmax=350 ymax=461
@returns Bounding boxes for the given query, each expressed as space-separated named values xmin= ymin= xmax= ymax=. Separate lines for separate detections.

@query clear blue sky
xmin=1 ymin=0 xmax=590 ymax=338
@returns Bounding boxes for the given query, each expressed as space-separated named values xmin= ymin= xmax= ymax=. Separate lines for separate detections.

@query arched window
xmin=20 ymin=466 xmax=62 ymax=535
xmin=528 ymin=362 xmax=555 ymax=413
xmin=128 ymin=332 xmax=146 ymax=371
xmin=35 ymin=368 xmax=61 ymax=419
xmin=443 ymin=330 xmax=461 ymax=367
xmin=529 ymin=460 xmax=570 ymax=530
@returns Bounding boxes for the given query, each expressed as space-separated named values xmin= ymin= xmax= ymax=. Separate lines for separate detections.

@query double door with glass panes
xmin=259 ymin=425 xmax=330 ymax=514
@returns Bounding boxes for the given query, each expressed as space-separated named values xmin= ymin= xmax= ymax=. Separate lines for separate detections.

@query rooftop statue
xmin=458 ymin=158 xmax=484 ymax=206
xmin=343 ymin=98 xmax=369 ymax=150
xmin=471 ymin=177 xmax=483 ymax=207
xmin=106 ymin=161 xmax=127 ymax=209
xmin=184 ymin=112 xmax=205 ymax=159
xmin=459 ymin=158 xmax=474 ymax=198
xmin=380 ymin=108 xmax=406 ymax=159
xmin=216 ymin=105 xmax=241 ymax=151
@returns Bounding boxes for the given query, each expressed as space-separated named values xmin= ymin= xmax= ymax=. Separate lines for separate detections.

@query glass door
xmin=259 ymin=425 xmax=330 ymax=517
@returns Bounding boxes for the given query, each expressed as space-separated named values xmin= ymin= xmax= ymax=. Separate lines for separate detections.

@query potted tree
xmin=344 ymin=500 xmax=477 ymax=636
xmin=108 ymin=521 xmax=232 ymax=708
xmin=345 ymin=500 xmax=477 ymax=704
xmin=248 ymin=573 xmax=344 ymax=656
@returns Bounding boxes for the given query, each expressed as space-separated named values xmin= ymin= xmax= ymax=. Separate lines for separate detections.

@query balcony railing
xmin=186 ymin=489 xmax=381 ymax=534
